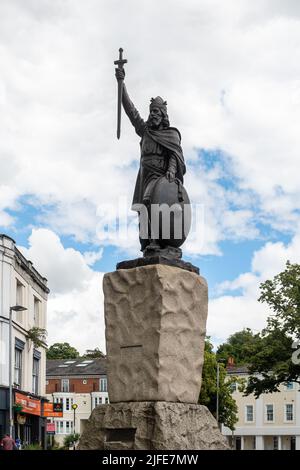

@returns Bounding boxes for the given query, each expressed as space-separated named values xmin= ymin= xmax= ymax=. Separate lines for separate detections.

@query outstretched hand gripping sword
xmin=114 ymin=48 xmax=127 ymax=139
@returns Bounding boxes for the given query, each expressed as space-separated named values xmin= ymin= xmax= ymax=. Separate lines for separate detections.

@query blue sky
xmin=1 ymin=0 xmax=300 ymax=353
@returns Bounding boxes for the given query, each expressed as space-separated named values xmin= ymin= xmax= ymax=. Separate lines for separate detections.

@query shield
xmin=150 ymin=176 xmax=191 ymax=248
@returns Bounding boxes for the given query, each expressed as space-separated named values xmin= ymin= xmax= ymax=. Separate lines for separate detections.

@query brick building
xmin=46 ymin=358 xmax=108 ymax=445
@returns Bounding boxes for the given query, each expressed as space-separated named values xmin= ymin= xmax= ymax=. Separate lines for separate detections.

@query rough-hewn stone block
xmin=103 ymin=265 xmax=208 ymax=403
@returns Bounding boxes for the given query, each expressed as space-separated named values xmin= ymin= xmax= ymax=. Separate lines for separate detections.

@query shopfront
xmin=14 ymin=391 xmax=46 ymax=447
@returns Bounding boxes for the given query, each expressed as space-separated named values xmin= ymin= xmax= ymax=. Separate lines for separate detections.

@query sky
xmin=1 ymin=0 xmax=300 ymax=353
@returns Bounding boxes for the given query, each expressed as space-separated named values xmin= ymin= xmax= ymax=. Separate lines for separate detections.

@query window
xmin=266 ymin=404 xmax=274 ymax=422
xmin=14 ymin=348 xmax=22 ymax=388
xmin=285 ymin=404 xmax=294 ymax=421
xmin=61 ymin=379 xmax=69 ymax=392
xmin=273 ymin=436 xmax=278 ymax=450
xmin=54 ymin=397 xmax=63 ymax=406
xmin=16 ymin=279 xmax=24 ymax=305
xmin=94 ymin=396 xmax=102 ymax=407
xmin=16 ymin=280 xmax=25 ymax=322
xmin=100 ymin=377 xmax=107 ymax=392
xmin=33 ymin=297 xmax=41 ymax=327
xmin=55 ymin=421 xmax=64 ymax=434
xmin=32 ymin=357 xmax=40 ymax=395
xmin=245 ymin=405 xmax=254 ymax=422
xmin=105 ymin=397 xmax=109 ymax=404
xmin=55 ymin=420 xmax=73 ymax=435
xmin=285 ymin=382 xmax=294 ymax=390
xmin=65 ymin=397 xmax=73 ymax=411
xmin=65 ymin=421 xmax=73 ymax=435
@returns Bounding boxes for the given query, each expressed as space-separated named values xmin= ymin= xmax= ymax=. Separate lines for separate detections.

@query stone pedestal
xmin=79 ymin=263 xmax=228 ymax=450
xmin=103 ymin=265 xmax=208 ymax=404
xmin=78 ymin=402 xmax=228 ymax=450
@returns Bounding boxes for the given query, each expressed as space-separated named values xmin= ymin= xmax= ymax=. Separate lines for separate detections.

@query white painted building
xmin=222 ymin=366 xmax=300 ymax=450
xmin=0 ymin=234 xmax=49 ymax=445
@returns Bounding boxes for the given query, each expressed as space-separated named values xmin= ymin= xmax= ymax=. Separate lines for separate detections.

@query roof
xmin=46 ymin=358 xmax=107 ymax=377
xmin=226 ymin=365 xmax=249 ymax=375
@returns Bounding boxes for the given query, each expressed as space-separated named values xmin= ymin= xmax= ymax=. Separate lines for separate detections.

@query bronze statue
xmin=114 ymin=49 xmax=190 ymax=260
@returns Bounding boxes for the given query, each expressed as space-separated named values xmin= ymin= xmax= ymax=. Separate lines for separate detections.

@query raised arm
xmin=115 ymin=68 xmax=146 ymax=137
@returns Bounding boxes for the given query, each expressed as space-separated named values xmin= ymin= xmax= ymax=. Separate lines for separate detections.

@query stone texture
xmin=103 ymin=264 xmax=208 ymax=403
xmin=78 ymin=401 xmax=229 ymax=450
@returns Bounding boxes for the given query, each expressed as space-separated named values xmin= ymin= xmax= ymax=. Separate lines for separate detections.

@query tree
xmin=26 ymin=327 xmax=47 ymax=348
xmin=47 ymin=342 xmax=80 ymax=360
xmin=245 ymin=261 xmax=300 ymax=397
xmin=216 ymin=328 xmax=261 ymax=365
xmin=63 ymin=433 xmax=80 ymax=450
xmin=82 ymin=347 xmax=105 ymax=359
xmin=199 ymin=339 xmax=240 ymax=430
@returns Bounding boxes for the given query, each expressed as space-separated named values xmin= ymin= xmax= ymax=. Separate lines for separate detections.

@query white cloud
xmin=83 ymin=248 xmax=103 ymax=266
xmin=18 ymin=228 xmax=106 ymax=353
xmin=47 ymin=273 xmax=105 ymax=355
xmin=19 ymin=228 xmax=93 ymax=294
xmin=208 ymin=232 xmax=300 ymax=344
xmin=0 ymin=1 xmax=299 ymax=255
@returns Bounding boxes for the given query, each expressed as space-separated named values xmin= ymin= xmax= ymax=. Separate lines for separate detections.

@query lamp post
xmin=71 ymin=403 xmax=78 ymax=450
xmin=216 ymin=360 xmax=226 ymax=429
xmin=9 ymin=305 xmax=27 ymax=438
xmin=216 ymin=362 xmax=220 ymax=426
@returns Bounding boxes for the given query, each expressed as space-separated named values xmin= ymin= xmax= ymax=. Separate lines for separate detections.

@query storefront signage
xmin=15 ymin=392 xmax=41 ymax=416
xmin=46 ymin=422 xmax=56 ymax=435
xmin=43 ymin=402 xmax=63 ymax=417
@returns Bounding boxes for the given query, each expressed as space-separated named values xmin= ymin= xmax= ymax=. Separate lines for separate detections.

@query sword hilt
xmin=114 ymin=47 xmax=127 ymax=70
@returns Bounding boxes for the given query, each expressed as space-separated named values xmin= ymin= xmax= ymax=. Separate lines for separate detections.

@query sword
xmin=114 ymin=48 xmax=127 ymax=139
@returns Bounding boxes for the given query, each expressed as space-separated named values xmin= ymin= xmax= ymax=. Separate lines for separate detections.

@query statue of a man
xmin=115 ymin=68 xmax=188 ymax=255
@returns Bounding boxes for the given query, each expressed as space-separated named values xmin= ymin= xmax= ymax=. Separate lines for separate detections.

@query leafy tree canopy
xmin=216 ymin=328 xmax=261 ymax=365
xmin=245 ymin=261 xmax=300 ymax=397
xmin=199 ymin=339 xmax=241 ymax=430
xmin=47 ymin=342 xmax=80 ymax=360
xmin=82 ymin=347 xmax=105 ymax=359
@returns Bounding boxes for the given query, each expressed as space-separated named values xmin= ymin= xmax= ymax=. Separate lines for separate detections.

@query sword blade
xmin=117 ymin=79 xmax=123 ymax=139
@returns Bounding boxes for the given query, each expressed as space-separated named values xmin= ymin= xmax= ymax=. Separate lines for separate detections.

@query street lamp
xmin=9 ymin=305 xmax=27 ymax=438
xmin=216 ymin=359 xmax=226 ymax=428
xmin=71 ymin=403 xmax=78 ymax=450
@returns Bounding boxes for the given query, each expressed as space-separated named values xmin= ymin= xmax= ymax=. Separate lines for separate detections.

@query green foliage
xmin=63 ymin=433 xmax=80 ymax=449
xmin=244 ymin=261 xmax=300 ymax=397
xmin=23 ymin=443 xmax=42 ymax=450
xmin=26 ymin=327 xmax=47 ymax=348
xmin=47 ymin=342 xmax=80 ymax=360
xmin=199 ymin=339 xmax=239 ymax=430
xmin=216 ymin=328 xmax=261 ymax=365
xmin=82 ymin=347 xmax=105 ymax=359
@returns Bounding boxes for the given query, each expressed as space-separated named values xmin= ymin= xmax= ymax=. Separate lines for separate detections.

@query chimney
xmin=227 ymin=356 xmax=234 ymax=368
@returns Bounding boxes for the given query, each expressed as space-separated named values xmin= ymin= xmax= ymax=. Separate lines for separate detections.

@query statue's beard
xmin=148 ymin=116 xmax=162 ymax=129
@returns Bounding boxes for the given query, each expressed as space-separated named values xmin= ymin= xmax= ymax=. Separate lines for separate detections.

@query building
xmin=0 ymin=234 xmax=49 ymax=446
xmin=222 ymin=366 xmax=300 ymax=450
xmin=46 ymin=358 xmax=108 ymax=446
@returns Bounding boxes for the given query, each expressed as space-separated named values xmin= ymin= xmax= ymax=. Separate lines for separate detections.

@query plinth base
xmin=78 ymin=402 xmax=229 ymax=450
xmin=116 ymin=256 xmax=199 ymax=274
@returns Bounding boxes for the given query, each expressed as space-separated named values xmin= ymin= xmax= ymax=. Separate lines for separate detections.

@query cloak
xmin=132 ymin=127 xmax=186 ymax=206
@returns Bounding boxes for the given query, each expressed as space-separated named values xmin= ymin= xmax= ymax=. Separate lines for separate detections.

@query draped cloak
xmin=132 ymin=127 xmax=186 ymax=206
